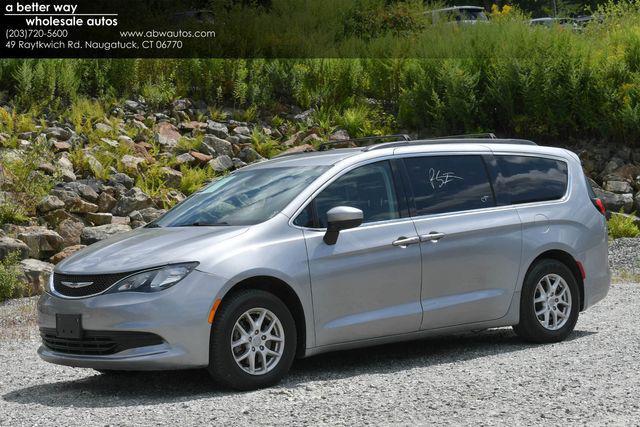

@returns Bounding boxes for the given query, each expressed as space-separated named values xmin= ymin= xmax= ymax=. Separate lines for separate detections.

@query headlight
xmin=112 ymin=263 xmax=198 ymax=293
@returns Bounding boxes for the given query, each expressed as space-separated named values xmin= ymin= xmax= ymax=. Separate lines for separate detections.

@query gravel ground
xmin=0 ymin=241 xmax=638 ymax=426
xmin=609 ymin=238 xmax=640 ymax=278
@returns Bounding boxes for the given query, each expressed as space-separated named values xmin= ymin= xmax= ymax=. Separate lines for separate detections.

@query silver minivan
xmin=38 ymin=137 xmax=611 ymax=390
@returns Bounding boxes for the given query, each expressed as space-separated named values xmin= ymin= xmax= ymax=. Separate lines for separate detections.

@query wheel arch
xmin=215 ymin=275 xmax=307 ymax=358
xmin=526 ymin=249 xmax=585 ymax=311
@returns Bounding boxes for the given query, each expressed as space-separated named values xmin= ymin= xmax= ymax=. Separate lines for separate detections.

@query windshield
xmin=154 ymin=166 xmax=329 ymax=227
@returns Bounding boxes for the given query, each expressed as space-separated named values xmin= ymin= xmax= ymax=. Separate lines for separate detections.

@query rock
xmin=111 ymin=216 xmax=131 ymax=226
xmin=209 ymin=155 xmax=234 ymax=172
xmin=594 ymin=188 xmax=633 ymax=213
xmin=53 ymin=140 xmax=72 ymax=152
xmin=138 ymin=207 xmax=167 ymax=223
xmin=165 ymin=190 xmax=186 ymax=205
xmin=120 ymin=154 xmax=147 ymax=175
xmin=635 ymin=193 xmax=640 ymax=212
xmin=239 ymin=147 xmax=263 ymax=163
xmin=108 ymin=172 xmax=135 ymax=190
xmin=16 ymin=227 xmax=64 ymax=259
xmin=68 ymin=198 xmax=99 ymax=214
xmin=36 ymin=195 xmax=65 ymax=214
xmin=50 ymin=245 xmax=86 ymax=264
xmin=37 ymin=162 xmax=56 ymax=175
xmin=95 ymin=122 xmax=113 ymax=133
xmin=18 ymin=259 xmax=54 ymax=294
xmin=112 ymin=187 xmax=154 ymax=216
xmin=293 ymin=108 xmax=315 ymax=124
xmin=97 ymin=191 xmax=117 ymax=213
xmin=124 ymin=100 xmax=141 ymax=112
xmin=100 ymin=137 xmax=119 ymax=149
xmin=81 ymin=224 xmax=132 ymax=245
xmin=44 ymin=127 xmax=72 ymax=141
xmin=118 ymin=135 xmax=134 ymax=145
xmin=0 ymin=237 xmax=30 ymax=261
xmin=85 ymin=154 xmax=104 ymax=178
xmin=161 ymin=167 xmax=183 ymax=188
xmin=236 ymin=134 xmax=253 ymax=144
xmin=60 ymin=169 xmax=76 ymax=182
xmin=278 ymin=144 xmax=315 ymax=156
xmin=128 ymin=210 xmax=144 ymax=222
xmin=190 ymin=151 xmax=213 ymax=164
xmin=206 ymin=121 xmax=230 ymax=139
xmin=155 ymin=122 xmax=181 ymax=148
xmin=43 ymin=209 xmax=77 ymax=228
xmin=330 ymin=129 xmax=350 ymax=141
xmin=86 ymin=212 xmax=113 ymax=226
xmin=175 ymin=152 xmax=196 ymax=165
xmin=604 ymin=180 xmax=633 ymax=194
xmin=202 ymin=135 xmax=234 ymax=157
xmin=233 ymin=126 xmax=251 ymax=136
xmin=132 ymin=119 xmax=148 ymax=131
xmin=56 ymin=219 xmax=85 ymax=247
xmin=283 ymin=131 xmax=305 ymax=147
xmin=64 ymin=182 xmax=99 ymax=202
xmin=233 ymin=158 xmax=247 ymax=168
xmin=302 ymin=133 xmax=322 ymax=145
xmin=172 ymin=99 xmax=192 ymax=111
xmin=179 ymin=121 xmax=207 ymax=132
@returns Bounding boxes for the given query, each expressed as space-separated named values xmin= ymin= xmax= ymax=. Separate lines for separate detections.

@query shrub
xmin=0 ymin=252 xmax=27 ymax=302
xmin=180 ymin=165 xmax=213 ymax=195
xmin=251 ymin=128 xmax=281 ymax=158
xmin=0 ymin=202 xmax=29 ymax=227
xmin=609 ymin=211 xmax=640 ymax=239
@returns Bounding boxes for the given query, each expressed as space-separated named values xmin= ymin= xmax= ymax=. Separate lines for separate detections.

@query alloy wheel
xmin=534 ymin=273 xmax=572 ymax=331
xmin=231 ymin=308 xmax=285 ymax=376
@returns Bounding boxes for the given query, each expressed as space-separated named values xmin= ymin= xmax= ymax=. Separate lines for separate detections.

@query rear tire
xmin=207 ymin=289 xmax=297 ymax=391
xmin=513 ymin=259 xmax=580 ymax=343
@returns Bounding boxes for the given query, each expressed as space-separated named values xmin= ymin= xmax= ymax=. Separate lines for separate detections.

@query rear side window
xmin=404 ymin=155 xmax=496 ymax=216
xmin=495 ymin=156 xmax=568 ymax=205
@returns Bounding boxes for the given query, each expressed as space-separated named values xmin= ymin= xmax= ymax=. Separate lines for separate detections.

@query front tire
xmin=513 ymin=259 xmax=580 ymax=343
xmin=208 ymin=289 xmax=297 ymax=391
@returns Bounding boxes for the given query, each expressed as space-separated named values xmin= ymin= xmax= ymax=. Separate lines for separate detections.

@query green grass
xmin=180 ymin=165 xmax=214 ymax=196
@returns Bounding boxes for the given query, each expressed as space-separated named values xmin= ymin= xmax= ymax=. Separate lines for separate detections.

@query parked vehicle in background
xmin=530 ymin=17 xmax=578 ymax=30
xmin=429 ymin=6 xmax=489 ymax=25
xmin=37 ymin=135 xmax=611 ymax=391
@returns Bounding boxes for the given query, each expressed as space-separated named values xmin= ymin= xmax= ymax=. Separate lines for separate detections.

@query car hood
xmin=56 ymin=226 xmax=249 ymax=274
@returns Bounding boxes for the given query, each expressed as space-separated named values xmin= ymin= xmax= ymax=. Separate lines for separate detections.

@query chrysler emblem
xmin=61 ymin=281 xmax=94 ymax=288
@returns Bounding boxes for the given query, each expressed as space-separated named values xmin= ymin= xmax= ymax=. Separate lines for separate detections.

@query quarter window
xmin=404 ymin=155 xmax=495 ymax=216
xmin=495 ymin=156 xmax=568 ymax=205
xmin=311 ymin=161 xmax=401 ymax=228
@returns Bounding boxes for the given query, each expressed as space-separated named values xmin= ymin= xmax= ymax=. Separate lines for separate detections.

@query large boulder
xmin=16 ymin=226 xmax=64 ymax=259
xmin=86 ymin=212 xmax=113 ymax=226
xmin=202 ymin=135 xmax=234 ymax=157
xmin=0 ymin=237 xmax=30 ymax=261
xmin=594 ymin=188 xmax=634 ymax=213
xmin=209 ymin=155 xmax=234 ymax=172
xmin=206 ymin=121 xmax=230 ymax=139
xmin=107 ymin=173 xmax=135 ymax=190
xmin=112 ymin=187 xmax=154 ymax=216
xmin=81 ymin=224 xmax=132 ymax=245
xmin=18 ymin=259 xmax=54 ymax=294
xmin=56 ymin=219 xmax=85 ymax=247
xmin=604 ymin=180 xmax=633 ymax=194
xmin=50 ymin=245 xmax=86 ymax=264
xmin=138 ymin=207 xmax=167 ymax=223
xmin=36 ymin=195 xmax=65 ymax=214
xmin=155 ymin=122 xmax=181 ymax=148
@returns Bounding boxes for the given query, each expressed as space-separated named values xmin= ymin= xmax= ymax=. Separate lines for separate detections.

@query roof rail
xmin=365 ymin=134 xmax=537 ymax=151
xmin=318 ymin=134 xmax=411 ymax=151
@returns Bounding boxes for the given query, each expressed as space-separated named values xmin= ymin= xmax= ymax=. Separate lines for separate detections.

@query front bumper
xmin=37 ymin=269 xmax=225 ymax=370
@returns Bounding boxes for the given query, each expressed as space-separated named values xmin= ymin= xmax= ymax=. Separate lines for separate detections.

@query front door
xmin=401 ymin=154 xmax=523 ymax=330
xmin=298 ymin=160 xmax=423 ymax=347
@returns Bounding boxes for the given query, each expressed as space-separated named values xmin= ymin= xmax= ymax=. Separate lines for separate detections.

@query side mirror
xmin=323 ymin=206 xmax=364 ymax=245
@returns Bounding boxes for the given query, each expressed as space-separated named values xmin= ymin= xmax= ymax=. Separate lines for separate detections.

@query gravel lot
xmin=1 ymin=242 xmax=639 ymax=426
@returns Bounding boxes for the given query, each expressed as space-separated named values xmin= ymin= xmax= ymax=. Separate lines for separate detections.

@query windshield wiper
xmin=145 ymin=223 xmax=162 ymax=228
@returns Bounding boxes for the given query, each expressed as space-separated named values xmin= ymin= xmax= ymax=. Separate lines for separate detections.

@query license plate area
xmin=56 ymin=314 xmax=83 ymax=339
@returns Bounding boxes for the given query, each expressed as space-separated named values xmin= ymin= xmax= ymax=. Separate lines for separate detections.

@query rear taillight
xmin=592 ymin=198 xmax=607 ymax=217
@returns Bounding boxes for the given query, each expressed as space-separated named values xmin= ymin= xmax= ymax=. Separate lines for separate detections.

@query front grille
xmin=40 ymin=329 xmax=164 ymax=356
xmin=53 ymin=272 xmax=132 ymax=297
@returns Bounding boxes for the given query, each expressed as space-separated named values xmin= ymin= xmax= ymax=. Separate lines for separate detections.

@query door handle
xmin=392 ymin=236 xmax=420 ymax=247
xmin=420 ymin=232 xmax=446 ymax=243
